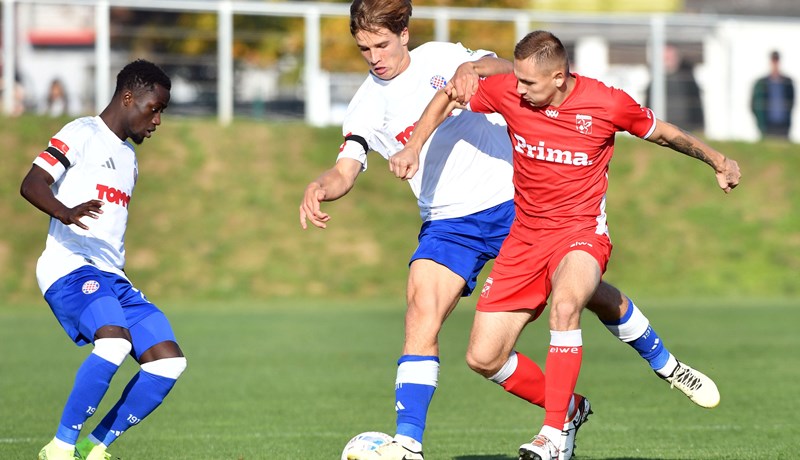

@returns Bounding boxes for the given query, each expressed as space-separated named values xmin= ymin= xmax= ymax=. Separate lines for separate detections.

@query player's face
xmin=124 ymin=84 xmax=170 ymax=145
xmin=513 ymin=58 xmax=561 ymax=108
xmin=354 ymin=27 xmax=410 ymax=80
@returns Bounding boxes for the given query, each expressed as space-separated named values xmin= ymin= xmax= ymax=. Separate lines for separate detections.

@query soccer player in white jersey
xmin=299 ymin=2 xmax=720 ymax=459
xmin=21 ymin=59 xmax=187 ymax=460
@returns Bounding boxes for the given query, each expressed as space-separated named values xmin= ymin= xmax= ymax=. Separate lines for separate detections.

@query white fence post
xmin=304 ymin=6 xmax=325 ymax=127
xmin=648 ymin=14 xmax=666 ymax=124
xmin=2 ymin=0 xmax=16 ymax=116
xmin=218 ymin=0 xmax=233 ymax=125
xmin=94 ymin=0 xmax=110 ymax=113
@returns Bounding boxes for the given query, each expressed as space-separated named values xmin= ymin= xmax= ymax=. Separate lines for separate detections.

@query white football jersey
xmin=32 ymin=116 xmax=137 ymax=292
xmin=338 ymin=42 xmax=513 ymax=221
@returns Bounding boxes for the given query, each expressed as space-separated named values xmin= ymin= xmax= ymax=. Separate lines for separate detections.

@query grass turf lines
xmin=1 ymin=298 xmax=797 ymax=459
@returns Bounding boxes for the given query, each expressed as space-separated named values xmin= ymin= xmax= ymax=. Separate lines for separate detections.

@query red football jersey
xmin=469 ymin=73 xmax=656 ymax=234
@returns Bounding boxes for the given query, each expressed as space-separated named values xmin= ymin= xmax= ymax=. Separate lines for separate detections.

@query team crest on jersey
xmin=430 ymin=75 xmax=447 ymax=90
xmin=480 ymin=277 xmax=494 ymax=298
xmin=576 ymin=114 xmax=592 ymax=135
xmin=82 ymin=280 xmax=100 ymax=294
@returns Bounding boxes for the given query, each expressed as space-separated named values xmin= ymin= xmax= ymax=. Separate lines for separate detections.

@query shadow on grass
xmin=454 ymin=457 xmax=683 ymax=460
xmin=454 ymin=456 xmax=516 ymax=460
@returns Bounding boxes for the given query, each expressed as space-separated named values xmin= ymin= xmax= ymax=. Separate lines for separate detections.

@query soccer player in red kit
xmin=390 ymin=30 xmax=741 ymax=460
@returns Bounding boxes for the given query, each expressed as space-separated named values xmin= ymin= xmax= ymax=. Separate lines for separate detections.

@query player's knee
xmin=549 ymin=301 xmax=582 ymax=329
xmin=93 ymin=337 xmax=133 ymax=366
xmin=465 ymin=348 xmax=502 ymax=377
xmin=141 ymin=356 xmax=187 ymax=380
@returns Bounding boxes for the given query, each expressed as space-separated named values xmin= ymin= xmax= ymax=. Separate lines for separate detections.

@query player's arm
xmin=389 ymin=91 xmax=464 ymax=181
xmin=299 ymin=158 xmax=362 ymax=229
xmin=647 ymin=119 xmax=741 ymax=193
xmin=20 ymin=164 xmax=103 ymax=230
xmin=448 ymin=56 xmax=512 ymax=104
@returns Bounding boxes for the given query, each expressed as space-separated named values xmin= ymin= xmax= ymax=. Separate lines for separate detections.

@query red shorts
xmin=476 ymin=227 xmax=612 ymax=314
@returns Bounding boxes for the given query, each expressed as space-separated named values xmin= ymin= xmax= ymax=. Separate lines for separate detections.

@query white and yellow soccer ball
xmin=341 ymin=431 xmax=394 ymax=460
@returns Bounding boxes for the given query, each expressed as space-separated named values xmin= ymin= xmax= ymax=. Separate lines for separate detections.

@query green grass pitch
xmin=1 ymin=298 xmax=798 ymax=459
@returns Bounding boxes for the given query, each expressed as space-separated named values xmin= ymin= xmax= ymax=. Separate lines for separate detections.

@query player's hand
xmin=716 ymin=157 xmax=741 ymax=193
xmin=57 ymin=199 xmax=104 ymax=230
xmin=389 ymin=147 xmax=420 ymax=180
xmin=446 ymin=62 xmax=480 ymax=104
xmin=299 ymin=184 xmax=331 ymax=229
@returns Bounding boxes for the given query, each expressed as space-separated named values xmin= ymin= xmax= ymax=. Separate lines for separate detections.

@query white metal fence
xmin=2 ymin=0 xmax=799 ymax=141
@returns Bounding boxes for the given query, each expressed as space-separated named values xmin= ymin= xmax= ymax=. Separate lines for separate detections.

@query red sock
xmin=543 ymin=333 xmax=583 ymax=430
xmin=500 ymin=352 xmax=546 ymax=407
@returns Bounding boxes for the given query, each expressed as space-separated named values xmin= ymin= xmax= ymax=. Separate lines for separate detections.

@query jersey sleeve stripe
xmin=50 ymin=137 xmax=70 ymax=155
xmin=38 ymin=151 xmax=60 ymax=166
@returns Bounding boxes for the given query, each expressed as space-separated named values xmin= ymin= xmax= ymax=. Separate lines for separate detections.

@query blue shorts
xmin=410 ymin=200 xmax=514 ymax=296
xmin=43 ymin=265 xmax=177 ymax=360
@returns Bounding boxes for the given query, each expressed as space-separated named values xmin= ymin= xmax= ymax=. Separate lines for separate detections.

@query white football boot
xmin=662 ymin=361 xmax=720 ymax=408
xmin=558 ymin=395 xmax=592 ymax=460
xmin=347 ymin=441 xmax=424 ymax=460
xmin=519 ymin=434 xmax=560 ymax=460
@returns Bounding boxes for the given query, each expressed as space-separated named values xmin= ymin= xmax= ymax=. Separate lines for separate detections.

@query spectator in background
xmin=646 ymin=44 xmax=705 ymax=133
xmin=751 ymin=50 xmax=795 ymax=139
xmin=44 ymin=78 xmax=69 ymax=117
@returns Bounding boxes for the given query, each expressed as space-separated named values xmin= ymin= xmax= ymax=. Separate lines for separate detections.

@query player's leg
xmin=466 ymin=230 xmax=550 ymax=407
xmin=78 ymin=281 xmax=186 ymax=457
xmin=466 ymin=309 xmax=542 ymax=398
xmin=351 ymin=208 xmax=510 ymax=460
xmin=81 ymin=341 xmax=186 ymax=452
xmin=390 ymin=258 xmax=465 ymax=454
xmin=347 ymin=260 xmax=463 ymax=460
xmin=467 ymin=307 xmax=591 ymax=460
xmin=466 ymin=249 xmax=593 ymax=460
xmin=39 ymin=267 xmax=131 ymax=460
xmin=520 ymin=231 xmax=609 ymax=460
xmin=585 ymin=282 xmax=719 ymax=408
xmin=528 ymin=249 xmax=600 ymax=460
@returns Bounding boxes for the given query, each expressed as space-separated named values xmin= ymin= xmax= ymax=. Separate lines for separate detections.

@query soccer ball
xmin=341 ymin=431 xmax=393 ymax=460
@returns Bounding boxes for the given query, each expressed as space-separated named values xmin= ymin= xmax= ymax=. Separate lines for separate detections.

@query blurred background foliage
xmin=107 ymin=0 xmax=681 ymax=81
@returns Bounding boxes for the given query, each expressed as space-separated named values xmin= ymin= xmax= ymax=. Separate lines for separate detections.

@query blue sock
xmin=395 ymin=355 xmax=439 ymax=445
xmin=56 ymin=354 xmax=119 ymax=444
xmin=91 ymin=370 xmax=177 ymax=446
xmin=603 ymin=299 xmax=671 ymax=372
xmin=630 ymin=325 xmax=670 ymax=371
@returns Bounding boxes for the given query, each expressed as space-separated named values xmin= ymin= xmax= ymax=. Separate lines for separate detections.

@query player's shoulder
xmin=412 ymin=41 xmax=453 ymax=53
xmin=411 ymin=41 xmax=474 ymax=58
xmin=350 ymin=74 xmax=385 ymax=107
xmin=58 ymin=116 xmax=103 ymax=138
xmin=575 ymin=74 xmax=610 ymax=90
xmin=50 ymin=116 xmax=102 ymax=151
xmin=345 ymin=78 xmax=386 ymax=129
xmin=481 ymin=72 xmax=516 ymax=90
xmin=573 ymin=74 xmax=629 ymax=101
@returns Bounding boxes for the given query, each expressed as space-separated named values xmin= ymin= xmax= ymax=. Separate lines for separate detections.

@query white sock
xmin=539 ymin=425 xmax=562 ymax=443
xmin=53 ymin=438 xmax=74 ymax=449
xmin=394 ymin=434 xmax=422 ymax=452
xmin=655 ymin=355 xmax=679 ymax=378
